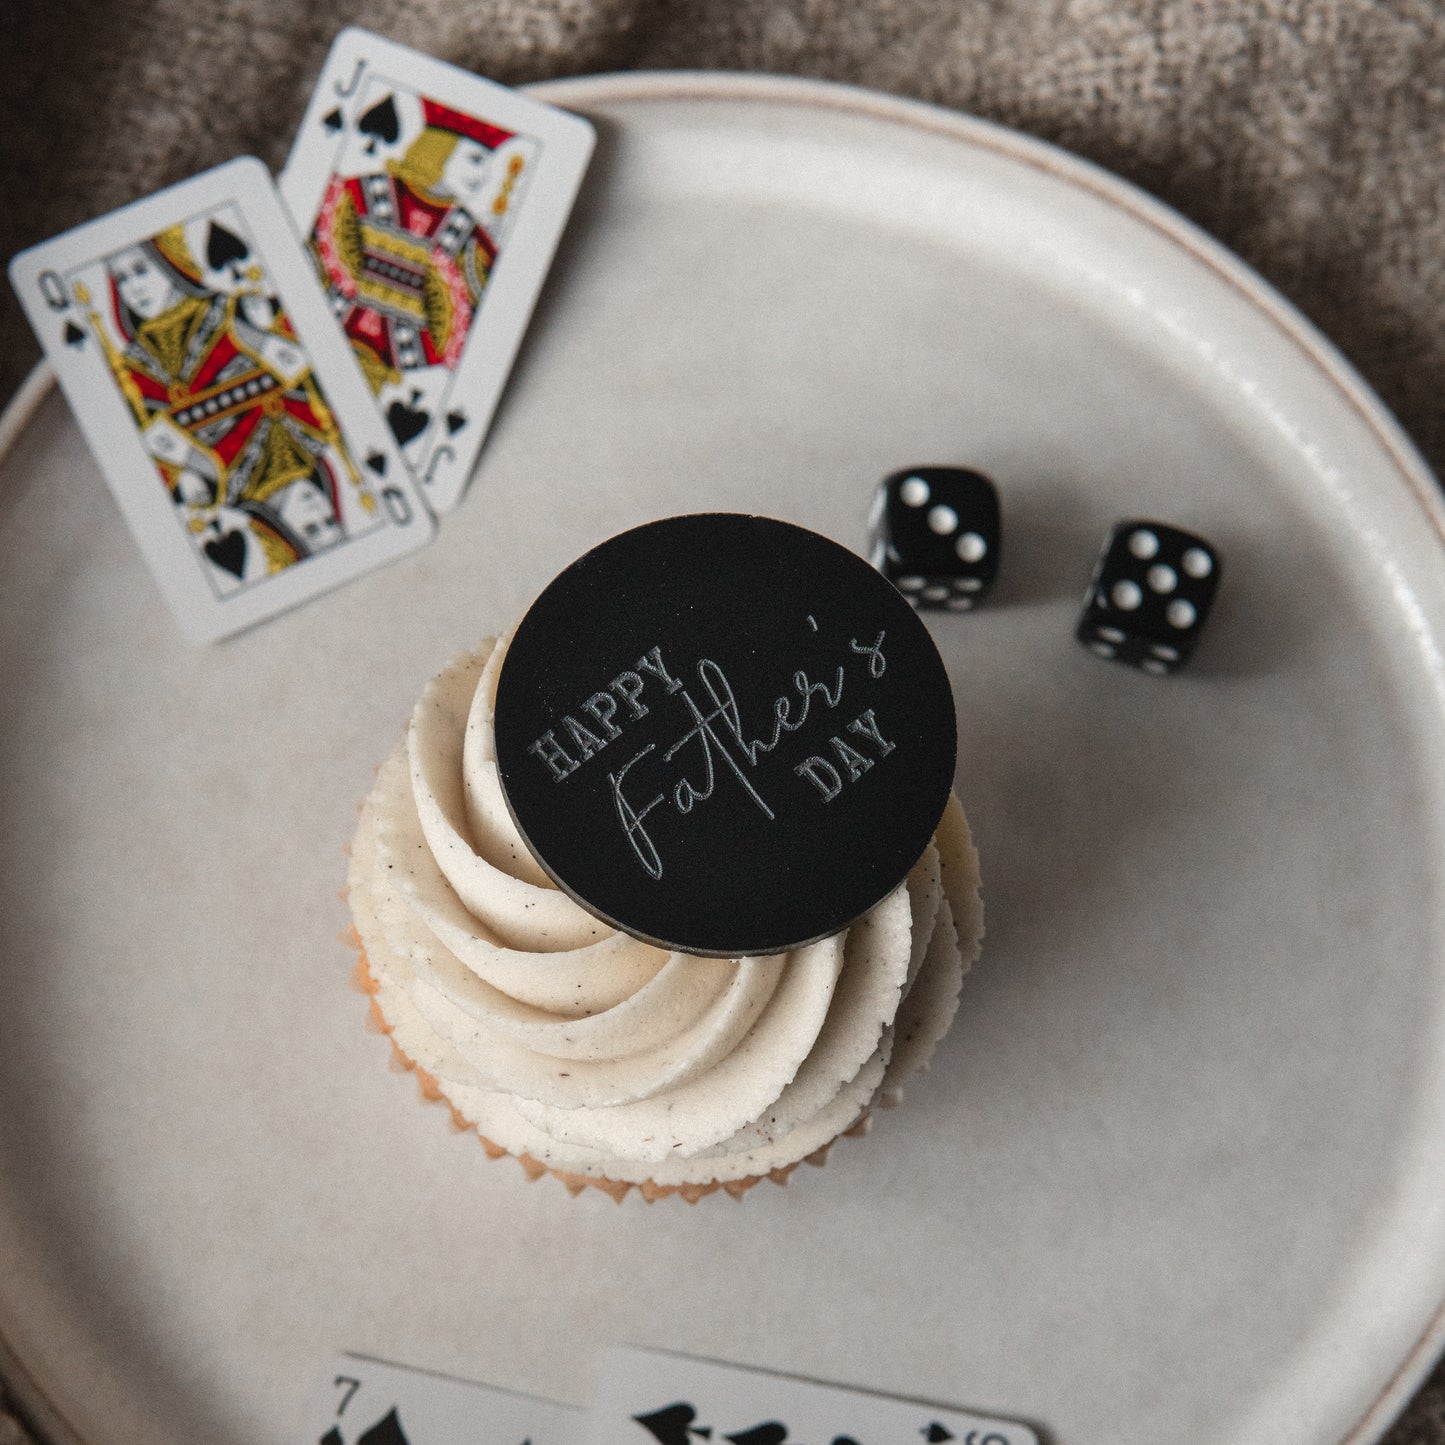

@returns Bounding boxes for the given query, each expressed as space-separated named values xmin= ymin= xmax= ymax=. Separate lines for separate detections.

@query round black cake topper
xmin=493 ymin=514 xmax=958 ymax=956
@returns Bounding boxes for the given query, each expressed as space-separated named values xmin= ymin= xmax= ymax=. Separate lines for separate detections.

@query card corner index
xmin=8 ymin=231 xmax=80 ymax=317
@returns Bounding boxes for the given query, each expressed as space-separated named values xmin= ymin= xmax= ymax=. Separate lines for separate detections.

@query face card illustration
xmin=9 ymin=157 xmax=433 ymax=643
xmin=586 ymin=1348 xmax=1040 ymax=1445
xmin=281 ymin=27 xmax=596 ymax=513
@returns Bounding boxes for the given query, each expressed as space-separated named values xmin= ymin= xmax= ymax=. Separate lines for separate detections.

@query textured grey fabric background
xmin=2 ymin=1 xmax=1445 ymax=1441
xmin=5 ymin=0 xmax=1445 ymax=486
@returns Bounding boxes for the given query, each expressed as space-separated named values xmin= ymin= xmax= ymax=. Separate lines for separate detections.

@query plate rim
xmin=1 ymin=65 xmax=1442 ymax=1445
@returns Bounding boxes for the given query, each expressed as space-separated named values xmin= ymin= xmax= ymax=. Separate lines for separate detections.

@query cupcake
xmin=345 ymin=515 xmax=983 ymax=1201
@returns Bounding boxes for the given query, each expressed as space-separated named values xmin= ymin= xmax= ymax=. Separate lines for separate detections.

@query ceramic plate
xmin=3 ymin=71 xmax=1445 ymax=1445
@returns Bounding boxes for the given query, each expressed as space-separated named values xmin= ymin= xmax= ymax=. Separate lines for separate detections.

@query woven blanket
xmin=3 ymin=1 xmax=1444 ymax=1441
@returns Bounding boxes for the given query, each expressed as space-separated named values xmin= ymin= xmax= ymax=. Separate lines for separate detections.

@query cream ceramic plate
xmin=3 ymin=71 xmax=1445 ymax=1445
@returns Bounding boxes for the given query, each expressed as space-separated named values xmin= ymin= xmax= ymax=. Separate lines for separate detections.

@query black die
xmin=1077 ymin=520 xmax=1220 ymax=674
xmin=869 ymin=466 xmax=1001 ymax=611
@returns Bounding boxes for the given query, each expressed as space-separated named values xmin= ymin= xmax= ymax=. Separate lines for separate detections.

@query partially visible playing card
xmin=8 ymin=157 xmax=434 ymax=643
xmin=586 ymin=1347 xmax=1039 ymax=1445
xmin=306 ymin=1352 xmax=582 ymax=1444
xmin=280 ymin=27 xmax=595 ymax=513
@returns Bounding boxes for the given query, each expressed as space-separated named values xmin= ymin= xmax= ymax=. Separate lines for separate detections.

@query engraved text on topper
xmin=525 ymin=618 xmax=895 ymax=878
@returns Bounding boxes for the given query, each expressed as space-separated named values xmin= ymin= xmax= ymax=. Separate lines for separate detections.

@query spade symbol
xmin=445 ymin=409 xmax=467 ymax=435
xmin=386 ymin=389 xmax=430 ymax=447
xmin=205 ymin=221 xmax=249 ymax=276
xmin=923 ymin=1427 xmax=954 ymax=1443
xmin=356 ymin=1406 xmax=410 ymax=1445
xmin=322 ymin=106 xmax=344 ymax=133
xmin=634 ymin=1403 xmax=713 ymax=1445
xmin=63 ymin=320 xmax=85 ymax=347
xmin=318 ymin=1430 xmax=344 ymax=1445
xmin=724 ymin=1428 xmax=788 ymax=1445
xmin=358 ymin=93 xmax=400 ymax=155
xmin=365 ymin=450 xmax=388 ymax=477
xmin=204 ymin=529 xmax=248 ymax=579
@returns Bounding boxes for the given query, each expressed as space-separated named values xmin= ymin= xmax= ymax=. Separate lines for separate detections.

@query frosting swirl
xmin=348 ymin=638 xmax=983 ymax=1188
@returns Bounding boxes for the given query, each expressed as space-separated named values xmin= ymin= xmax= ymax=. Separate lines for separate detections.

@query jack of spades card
xmin=282 ymin=29 xmax=595 ymax=512
xmin=307 ymin=78 xmax=535 ymax=477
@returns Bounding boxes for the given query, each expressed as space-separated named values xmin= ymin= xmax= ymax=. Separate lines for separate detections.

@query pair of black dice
xmin=1076 ymin=520 xmax=1220 ymax=674
xmin=869 ymin=466 xmax=1001 ymax=611
xmin=869 ymin=468 xmax=1220 ymax=675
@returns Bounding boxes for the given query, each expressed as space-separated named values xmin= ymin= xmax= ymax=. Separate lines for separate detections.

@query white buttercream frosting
xmin=348 ymin=637 xmax=983 ymax=1188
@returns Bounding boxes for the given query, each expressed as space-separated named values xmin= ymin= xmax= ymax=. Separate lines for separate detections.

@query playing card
xmin=586 ymin=1347 xmax=1039 ymax=1445
xmin=280 ymin=27 xmax=595 ymax=513
xmin=306 ymin=1352 xmax=582 ymax=1444
xmin=8 ymin=157 xmax=434 ymax=643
